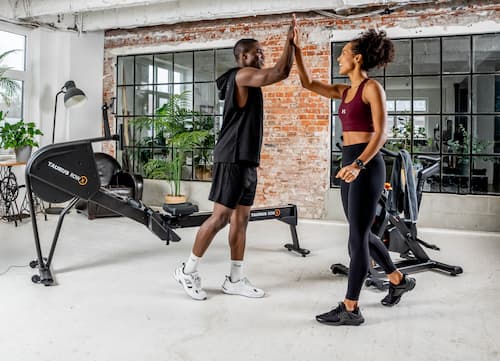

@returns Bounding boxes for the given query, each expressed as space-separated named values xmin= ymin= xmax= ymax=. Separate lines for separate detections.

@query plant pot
xmin=15 ymin=145 xmax=32 ymax=162
xmin=164 ymin=194 xmax=187 ymax=204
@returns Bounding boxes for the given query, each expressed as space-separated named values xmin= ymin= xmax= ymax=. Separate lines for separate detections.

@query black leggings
xmin=341 ymin=143 xmax=397 ymax=301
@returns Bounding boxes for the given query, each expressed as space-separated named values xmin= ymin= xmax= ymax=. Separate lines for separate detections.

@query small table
xmin=0 ymin=160 xmax=45 ymax=226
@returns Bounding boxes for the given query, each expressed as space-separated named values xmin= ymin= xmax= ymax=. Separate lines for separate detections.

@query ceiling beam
xmin=26 ymin=0 xmax=347 ymax=31
xmin=7 ymin=0 xmax=179 ymax=18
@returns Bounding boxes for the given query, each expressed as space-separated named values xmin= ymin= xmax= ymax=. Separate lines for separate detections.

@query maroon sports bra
xmin=338 ymin=78 xmax=374 ymax=132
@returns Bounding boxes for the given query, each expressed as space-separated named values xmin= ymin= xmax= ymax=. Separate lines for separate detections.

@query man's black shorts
xmin=209 ymin=162 xmax=257 ymax=209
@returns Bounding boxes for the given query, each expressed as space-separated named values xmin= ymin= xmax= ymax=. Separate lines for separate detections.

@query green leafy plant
xmin=0 ymin=50 xmax=21 ymax=106
xmin=386 ymin=117 xmax=428 ymax=152
xmin=134 ymin=91 xmax=211 ymax=196
xmin=446 ymin=123 xmax=496 ymax=156
xmin=167 ymin=128 xmax=209 ymax=196
xmin=143 ymin=159 xmax=169 ymax=180
xmin=0 ymin=118 xmax=43 ymax=149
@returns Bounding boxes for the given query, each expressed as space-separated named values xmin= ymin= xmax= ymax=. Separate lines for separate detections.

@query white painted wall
xmin=29 ymin=28 xmax=104 ymax=149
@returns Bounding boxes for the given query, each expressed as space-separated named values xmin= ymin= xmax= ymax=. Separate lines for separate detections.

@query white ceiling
xmin=0 ymin=0 xmax=452 ymax=32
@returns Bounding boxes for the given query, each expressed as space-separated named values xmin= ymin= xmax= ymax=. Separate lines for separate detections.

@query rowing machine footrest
xmin=162 ymin=202 xmax=199 ymax=217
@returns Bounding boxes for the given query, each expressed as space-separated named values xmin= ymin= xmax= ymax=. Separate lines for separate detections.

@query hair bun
xmin=352 ymin=29 xmax=395 ymax=71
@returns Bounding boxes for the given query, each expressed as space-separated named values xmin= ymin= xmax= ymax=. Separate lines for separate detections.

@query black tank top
xmin=214 ymin=68 xmax=264 ymax=166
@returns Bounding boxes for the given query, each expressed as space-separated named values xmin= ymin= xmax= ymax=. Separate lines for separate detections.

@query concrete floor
xmin=0 ymin=213 xmax=499 ymax=361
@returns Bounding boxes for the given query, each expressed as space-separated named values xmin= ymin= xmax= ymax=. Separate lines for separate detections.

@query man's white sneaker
xmin=174 ymin=264 xmax=207 ymax=301
xmin=221 ymin=276 xmax=265 ymax=298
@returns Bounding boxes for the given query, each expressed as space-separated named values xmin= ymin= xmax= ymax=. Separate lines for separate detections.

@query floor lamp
xmin=45 ymin=80 xmax=87 ymax=215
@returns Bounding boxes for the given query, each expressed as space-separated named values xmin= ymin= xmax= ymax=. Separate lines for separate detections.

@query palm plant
xmin=138 ymin=90 xmax=210 ymax=198
xmin=0 ymin=50 xmax=20 ymax=106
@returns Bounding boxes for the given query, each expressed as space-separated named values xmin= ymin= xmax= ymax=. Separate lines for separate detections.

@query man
xmin=174 ymin=17 xmax=296 ymax=300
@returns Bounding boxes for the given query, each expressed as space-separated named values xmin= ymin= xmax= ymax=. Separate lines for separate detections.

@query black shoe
xmin=315 ymin=302 xmax=365 ymax=326
xmin=381 ymin=274 xmax=416 ymax=307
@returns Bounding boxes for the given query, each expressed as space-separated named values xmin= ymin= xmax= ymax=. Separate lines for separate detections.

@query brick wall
xmin=103 ymin=0 xmax=499 ymax=218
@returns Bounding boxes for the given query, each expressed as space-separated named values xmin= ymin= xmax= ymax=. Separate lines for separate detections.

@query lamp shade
xmin=63 ymin=80 xmax=87 ymax=108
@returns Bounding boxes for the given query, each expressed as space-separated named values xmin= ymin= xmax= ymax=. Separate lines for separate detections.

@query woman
xmin=293 ymin=24 xmax=416 ymax=326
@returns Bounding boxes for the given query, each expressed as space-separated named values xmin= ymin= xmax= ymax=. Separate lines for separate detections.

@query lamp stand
xmin=45 ymin=89 xmax=66 ymax=215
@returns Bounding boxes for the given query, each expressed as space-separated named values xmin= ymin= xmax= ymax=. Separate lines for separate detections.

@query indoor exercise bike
xmin=26 ymin=103 xmax=309 ymax=286
xmin=331 ymin=148 xmax=463 ymax=290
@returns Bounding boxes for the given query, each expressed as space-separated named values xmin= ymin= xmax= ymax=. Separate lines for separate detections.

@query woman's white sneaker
xmin=174 ymin=264 xmax=207 ymax=300
xmin=221 ymin=276 xmax=265 ymax=298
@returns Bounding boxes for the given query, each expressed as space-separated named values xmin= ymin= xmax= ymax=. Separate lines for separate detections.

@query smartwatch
xmin=354 ymin=159 xmax=366 ymax=170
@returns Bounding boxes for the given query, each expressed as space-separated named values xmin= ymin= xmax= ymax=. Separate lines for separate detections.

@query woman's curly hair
xmin=351 ymin=29 xmax=395 ymax=71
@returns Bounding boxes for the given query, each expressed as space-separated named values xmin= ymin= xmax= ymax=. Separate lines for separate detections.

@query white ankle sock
xmin=230 ymin=260 xmax=243 ymax=282
xmin=184 ymin=252 xmax=201 ymax=274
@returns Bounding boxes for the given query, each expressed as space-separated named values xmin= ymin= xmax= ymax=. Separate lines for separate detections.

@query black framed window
xmin=331 ymin=33 xmax=500 ymax=195
xmin=115 ymin=48 xmax=234 ymax=181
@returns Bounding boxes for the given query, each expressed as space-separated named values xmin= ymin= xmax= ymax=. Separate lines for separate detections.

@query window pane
xmin=174 ymin=52 xmax=193 ymax=83
xmin=331 ymin=153 xmax=342 ymax=187
xmin=413 ymin=115 xmax=440 ymax=153
xmin=443 ymin=36 xmax=470 ymax=73
xmin=385 ymin=40 xmax=411 ymax=75
xmin=216 ymin=48 xmax=235 ymax=78
xmin=117 ymin=86 xmax=134 ymax=115
xmin=471 ymin=156 xmax=500 ymax=194
xmin=413 ymin=155 xmax=440 ymax=192
xmin=135 ymin=55 xmax=154 ymax=84
xmin=195 ymin=50 xmax=214 ymax=82
xmin=385 ymin=77 xmax=411 ymax=112
xmin=368 ymin=66 xmax=384 ymax=77
xmin=414 ymin=76 xmax=440 ymax=113
xmin=331 ymin=42 xmax=348 ymax=79
xmin=117 ymin=116 xmax=134 ymax=147
xmin=442 ymin=75 xmax=470 ymax=113
xmin=156 ymin=84 xmax=172 ymax=109
xmin=216 ymin=93 xmax=224 ymax=115
xmin=473 ymin=75 xmax=499 ymax=113
xmin=386 ymin=115 xmax=412 ymax=152
xmin=134 ymin=147 xmax=153 ymax=174
xmin=214 ymin=115 xmax=223 ymax=135
xmin=117 ymin=56 xmax=134 ymax=85
xmin=173 ymin=83 xmax=193 ymax=110
xmin=130 ymin=119 xmax=153 ymax=147
xmin=194 ymin=83 xmax=215 ymax=114
xmin=331 ymin=116 xmax=342 ymax=150
xmin=0 ymin=30 xmax=25 ymax=71
xmin=155 ymin=54 xmax=173 ymax=83
xmin=473 ymin=34 xmax=500 ymax=73
xmin=332 ymin=78 xmax=349 ymax=113
xmin=135 ymin=86 xmax=154 ymax=115
xmin=414 ymin=38 xmax=440 ymax=75
xmin=442 ymin=115 xmax=470 ymax=154
xmin=472 ymin=116 xmax=498 ymax=154
xmin=441 ymin=155 xmax=469 ymax=194
xmin=0 ymin=80 xmax=22 ymax=121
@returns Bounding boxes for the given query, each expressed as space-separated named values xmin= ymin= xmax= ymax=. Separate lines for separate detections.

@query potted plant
xmin=0 ymin=116 xmax=43 ymax=162
xmin=138 ymin=91 xmax=210 ymax=203
xmin=165 ymin=129 xmax=209 ymax=203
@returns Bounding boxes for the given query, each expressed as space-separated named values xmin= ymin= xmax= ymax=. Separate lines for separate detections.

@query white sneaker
xmin=221 ymin=276 xmax=265 ymax=298
xmin=174 ymin=264 xmax=207 ymax=301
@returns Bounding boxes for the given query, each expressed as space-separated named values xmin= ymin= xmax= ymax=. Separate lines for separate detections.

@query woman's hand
xmin=289 ymin=14 xmax=300 ymax=48
xmin=336 ymin=163 xmax=361 ymax=183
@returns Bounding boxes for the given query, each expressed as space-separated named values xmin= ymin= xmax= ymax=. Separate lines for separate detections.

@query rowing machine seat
xmin=162 ymin=202 xmax=199 ymax=217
